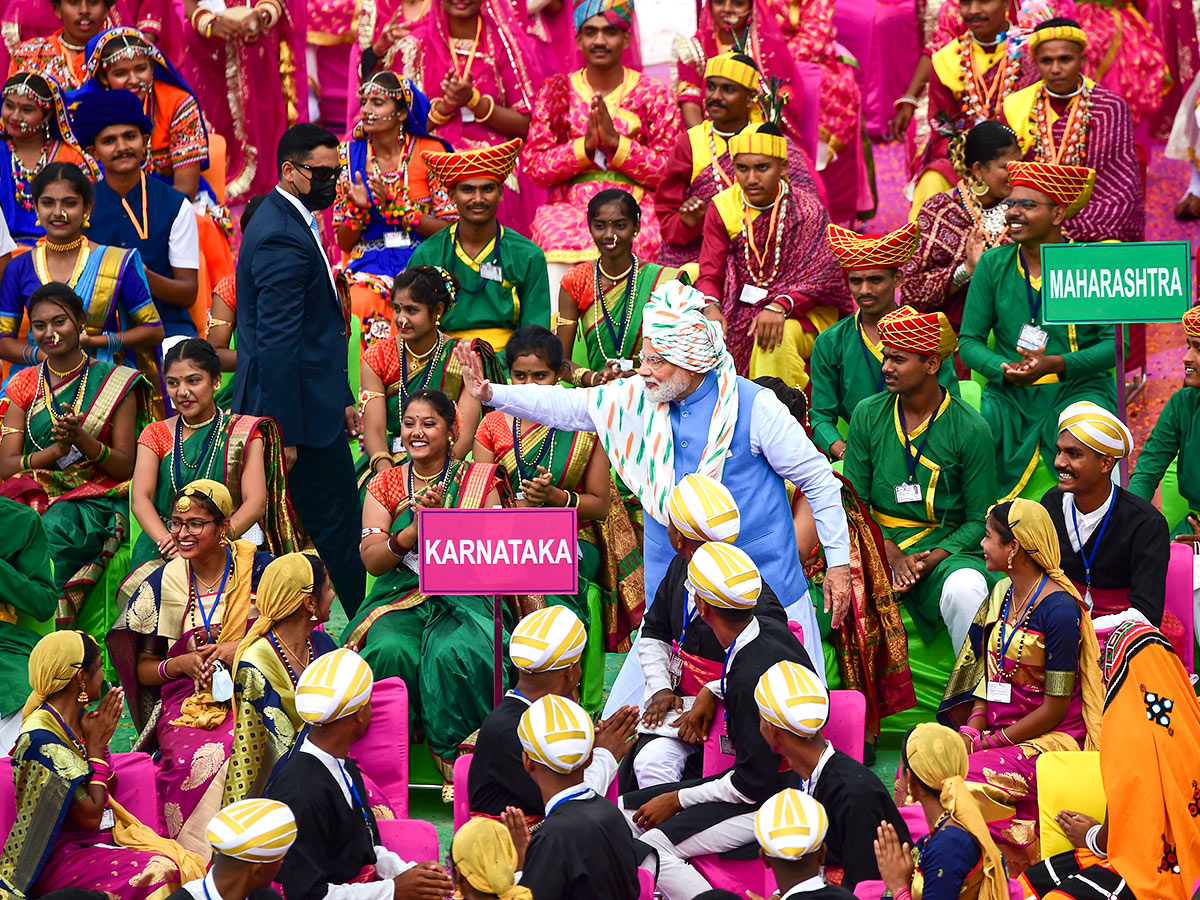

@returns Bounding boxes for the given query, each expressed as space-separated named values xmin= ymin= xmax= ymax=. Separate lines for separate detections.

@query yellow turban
xmin=1057 ymin=401 xmax=1133 ymax=459
xmin=23 ymin=631 xmax=89 ymax=719
xmin=207 ymin=799 xmax=298 ymax=863
xmin=686 ymin=541 xmax=761 ymax=610
xmin=518 ymin=695 xmax=594 ymax=774
xmin=451 ymin=818 xmax=534 ymax=900
xmin=295 ymin=648 xmax=373 ymax=725
xmin=755 ymin=660 xmax=829 ymax=737
xmin=668 ymin=473 xmax=740 ymax=544
xmin=728 ymin=123 xmax=787 ymax=160
xmin=754 ymin=788 xmax=829 ymax=859
xmin=509 ymin=606 xmax=587 ymax=673
xmin=704 ymin=52 xmax=759 ymax=91
xmin=1028 ymin=23 xmax=1088 ymax=52
xmin=234 ymin=552 xmax=320 ymax=672
xmin=175 ymin=479 xmax=234 ymax=518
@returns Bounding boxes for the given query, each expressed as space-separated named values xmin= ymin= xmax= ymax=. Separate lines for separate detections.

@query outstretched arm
xmin=453 ymin=342 xmax=596 ymax=432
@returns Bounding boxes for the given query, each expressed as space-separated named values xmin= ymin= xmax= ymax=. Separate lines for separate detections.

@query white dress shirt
xmin=781 ymin=875 xmax=832 ymax=898
xmin=1062 ymin=486 xmax=1115 ymax=553
xmin=273 ymin=185 xmax=338 ymax=294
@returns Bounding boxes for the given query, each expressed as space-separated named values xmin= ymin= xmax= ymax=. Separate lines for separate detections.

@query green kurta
xmin=843 ymin=390 xmax=997 ymax=641
xmin=407 ymin=224 xmax=552 ymax=335
xmin=809 ymin=311 xmax=960 ymax=455
xmin=0 ymin=497 xmax=56 ymax=718
xmin=959 ymin=243 xmax=1117 ymax=500
xmin=1129 ymin=386 xmax=1200 ymax=530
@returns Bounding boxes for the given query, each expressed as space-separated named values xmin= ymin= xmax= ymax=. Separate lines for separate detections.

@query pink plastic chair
xmin=350 ymin=677 xmax=410 ymax=817
xmin=376 ymin=818 xmax=439 ymax=863
xmin=691 ymin=855 xmax=776 ymax=895
xmin=1165 ymin=542 xmax=1194 ymax=674
xmin=637 ymin=866 xmax=655 ymax=900
xmin=452 ymin=754 xmax=472 ymax=830
xmin=853 ymin=881 xmax=887 ymax=900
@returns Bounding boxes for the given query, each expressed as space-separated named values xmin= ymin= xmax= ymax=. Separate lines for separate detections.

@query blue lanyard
xmin=336 ymin=759 xmax=373 ymax=833
xmin=201 ymin=876 xmax=215 ymax=900
xmin=857 ymin=316 xmax=884 ymax=392
xmin=897 ymin=390 xmax=944 ymax=484
xmin=1070 ymin=494 xmax=1116 ymax=588
xmin=1020 ymin=250 xmax=1040 ymax=322
xmin=678 ymin=599 xmax=697 ymax=647
xmin=450 ymin=224 xmax=503 ymax=295
xmin=720 ymin=635 xmax=739 ymax=696
xmin=998 ymin=573 xmax=1048 ymax=660
xmin=546 ymin=788 xmax=590 ymax=818
xmin=190 ymin=549 xmax=232 ymax=644
xmin=509 ymin=687 xmax=531 ymax=704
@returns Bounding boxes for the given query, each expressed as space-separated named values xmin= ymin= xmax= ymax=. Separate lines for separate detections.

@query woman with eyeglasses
xmin=334 ymin=71 xmax=455 ymax=352
xmin=107 ymin=480 xmax=275 ymax=854
xmin=356 ymin=266 xmax=504 ymax=493
xmin=0 ymin=631 xmax=205 ymax=898
xmin=124 ymin=338 xmax=301 ymax=599
xmin=901 ymin=121 xmax=1020 ymax=329
xmin=0 ymin=282 xmax=149 ymax=639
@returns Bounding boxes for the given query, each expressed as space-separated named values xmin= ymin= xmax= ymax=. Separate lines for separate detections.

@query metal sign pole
xmin=1116 ymin=324 xmax=1127 ymax=487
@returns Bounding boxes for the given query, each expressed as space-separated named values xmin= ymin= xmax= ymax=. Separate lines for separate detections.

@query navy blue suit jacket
xmin=232 ymin=188 xmax=351 ymax=448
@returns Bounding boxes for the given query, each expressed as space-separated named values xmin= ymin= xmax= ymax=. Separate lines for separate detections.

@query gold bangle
xmin=369 ymin=450 xmax=393 ymax=473
xmin=468 ymin=87 xmax=481 ymax=108
xmin=475 ymin=94 xmax=496 ymax=124
xmin=0 ymin=424 xmax=24 ymax=437
xmin=555 ymin=317 xmax=577 ymax=328
xmin=207 ymin=316 xmax=234 ymax=329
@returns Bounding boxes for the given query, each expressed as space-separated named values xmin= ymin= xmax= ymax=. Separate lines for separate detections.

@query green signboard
xmin=1040 ymin=241 xmax=1192 ymax=325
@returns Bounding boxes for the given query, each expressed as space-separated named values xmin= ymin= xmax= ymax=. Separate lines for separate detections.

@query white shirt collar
xmin=780 ymin=875 xmax=829 ymax=898
xmin=1062 ymin=485 xmax=1115 ymax=552
xmin=183 ymin=872 xmax=224 ymax=900
xmin=802 ymin=740 xmax=835 ymax=793
xmin=274 ymin=184 xmax=316 ymax=227
xmin=543 ymin=782 xmax=594 ymax=816
xmin=300 ymin=737 xmax=355 ymax=808
xmin=506 ymin=689 xmax=533 ymax=707
xmin=725 ymin=617 xmax=761 ymax=670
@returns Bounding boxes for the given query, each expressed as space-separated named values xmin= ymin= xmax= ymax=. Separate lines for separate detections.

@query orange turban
xmin=1006 ymin=161 xmax=1095 ymax=219
xmin=1183 ymin=306 xmax=1200 ymax=338
xmin=422 ymin=138 xmax=522 ymax=187
xmin=826 ymin=221 xmax=919 ymax=271
xmin=877 ymin=305 xmax=958 ymax=359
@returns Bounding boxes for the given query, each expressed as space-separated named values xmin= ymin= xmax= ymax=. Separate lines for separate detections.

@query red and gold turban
xmin=877 ymin=305 xmax=958 ymax=360
xmin=1183 ymin=306 xmax=1200 ymax=338
xmin=728 ymin=123 xmax=787 ymax=160
xmin=573 ymin=0 xmax=633 ymax=31
xmin=1007 ymin=161 xmax=1095 ymax=219
xmin=826 ymin=221 xmax=919 ymax=271
xmin=704 ymin=53 xmax=759 ymax=92
xmin=422 ymin=138 xmax=522 ymax=187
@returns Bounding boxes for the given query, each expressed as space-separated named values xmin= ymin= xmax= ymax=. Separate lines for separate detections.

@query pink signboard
xmin=417 ymin=508 xmax=579 ymax=595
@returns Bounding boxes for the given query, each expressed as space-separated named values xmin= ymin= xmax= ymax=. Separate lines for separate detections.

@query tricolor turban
xmin=704 ymin=52 xmax=759 ymax=92
xmin=1007 ymin=161 xmax=1095 ymax=219
xmin=686 ymin=541 xmax=762 ymax=610
xmin=518 ymin=695 xmax=594 ymax=774
xmin=295 ymin=648 xmax=374 ymax=725
xmin=573 ymin=0 xmax=633 ymax=31
xmin=207 ymin=799 xmax=297 ymax=863
xmin=1058 ymin=401 xmax=1133 ymax=459
xmin=826 ymin=221 xmax=920 ymax=271
xmin=755 ymin=660 xmax=829 ymax=737
xmin=668 ymin=473 xmax=740 ymax=544
xmin=1028 ymin=22 xmax=1088 ymax=52
xmin=1182 ymin=306 xmax=1200 ymax=338
xmin=509 ymin=606 xmax=587 ymax=673
xmin=728 ymin=123 xmax=787 ymax=160
xmin=422 ymin=138 xmax=523 ymax=187
xmin=877 ymin=305 xmax=958 ymax=360
xmin=755 ymin=789 xmax=829 ymax=860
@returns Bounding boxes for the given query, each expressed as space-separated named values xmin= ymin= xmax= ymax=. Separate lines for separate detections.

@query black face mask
xmin=298 ymin=175 xmax=337 ymax=212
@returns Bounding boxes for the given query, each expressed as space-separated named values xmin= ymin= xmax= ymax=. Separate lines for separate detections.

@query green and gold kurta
xmin=842 ymin=390 xmax=997 ymax=642
xmin=959 ymin=243 xmax=1117 ymax=500
xmin=1129 ymin=385 xmax=1200 ymax=532
xmin=809 ymin=311 xmax=960 ymax=455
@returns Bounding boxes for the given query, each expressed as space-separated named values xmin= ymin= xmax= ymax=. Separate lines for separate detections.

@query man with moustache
xmin=454 ymin=279 xmax=852 ymax=709
xmin=654 ymin=52 xmax=826 ymax=268
xmin=959 ymin=160 xmax=1117 ymax=502
xmin=408 ymin=139 xmax=551 ymax=350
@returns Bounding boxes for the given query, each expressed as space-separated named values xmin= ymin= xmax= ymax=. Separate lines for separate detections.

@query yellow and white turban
xmin=587 ymin=280 xmax=739 ymax=525
xmin=206 ymin=799 xmax=297 ymax=863
xmin=509 ymin=606 xmax=587 ymax=673
xmin=295 ymin=648 xmax=374 ymax=725
xmin=686 ymin=542 xmax=761 ymax=610
xmin=1058 ymin=401 xmax=1133 ymax=459
xmin=755 ymin=789 xmax=829 ymax=860
xmin=755 ymin=661 xmax=829 ymax=737
xmin=668 ymin=473 xmax=740 ymax=544
xmin=517 ymin=695 xmax=594 ymax=774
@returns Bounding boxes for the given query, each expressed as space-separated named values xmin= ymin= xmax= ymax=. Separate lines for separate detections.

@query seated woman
xmin=334 ymin=71 xmax=454 ymax=350
xmin=0 ymin=283 xmax=148 ymax=636
xmin=938 ymin=498 xmax=1103 ymax=875
xmin=345 ymin=387 xmax=503 ymax=796
xmin=206 ymin=195 xmax=266 ymax=412
xmin=900 ymin=121 xmax=1020 ymax=328
xmin=357 ymin=265 xmax=502 ymax=491
xmin=0 ymin=162 xmax=165 ymax=413
xmin=126 ymin=338 xmax=298 ymax=592
xmin=0 ymin=72 xmax=98 ymax=249
xmin=555 ymin=188 xmax=682 ymax=390
xmin=876 ymin=722 xmax=1010 ymax=900
xmin=107 ymin=480 xmax=274 ymax=854
xmin=221 ymin=552 xmax=337 ymax=805
xmin=0 ymin=631 xmax=204 ymax=898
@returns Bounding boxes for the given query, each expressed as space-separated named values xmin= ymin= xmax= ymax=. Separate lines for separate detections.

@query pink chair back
xmin=691 ymin=855 xmax=775 ymax=896
xmin=376 ymin=818 xmax=439 ymax=863
xmin=853 ymin=881 xmax=887 ymax=900
xmin=453 ymin=754 xmax=472 ymax=831
xmin=637 ymin=866 xmax=655 ymax=900
xmin=350 ymin=677 xmax=410 ymax=817
xmin=1165 ymin=542 xmax=1194 ymax=673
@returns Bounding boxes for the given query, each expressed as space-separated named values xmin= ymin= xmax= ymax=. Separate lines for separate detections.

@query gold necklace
xmin=180 ymin=410 xmax=217 ymax=430
xmin=273 ymin=630 xmax=311 ymax=669
xmin=44 ymin=235 xmax=84 ymax=252
xmin=403 ymin=334 xmax=441 ymax=366
xmin=598 ymin=261 xmax=633 ymax=281
xmin=34 ymin=240 xmax=90 ymax=288
xmin=190 ymin=564 xmax=224 ymax=593
xmin=46 ymin=351 xmax=86 ymax=378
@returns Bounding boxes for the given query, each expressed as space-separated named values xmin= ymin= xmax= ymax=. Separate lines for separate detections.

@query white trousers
xmin=633 ymin=737 xmax=698 ymax=789
xmin=939 ymin=568 xmax=989 ymax=654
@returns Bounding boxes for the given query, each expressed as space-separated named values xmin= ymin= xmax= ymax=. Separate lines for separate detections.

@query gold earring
xmin=905 ymin=789 xmax=914 ymax=805
xmin=970 ymin=178 xmax=989 ymax=197
xmin=1006 ymin=555 xmax=1014 ymax=570
xmin=82 ymin=213 xmax=91 ymax=228
xmin=77 ymin=683 xmax=88 ymax=702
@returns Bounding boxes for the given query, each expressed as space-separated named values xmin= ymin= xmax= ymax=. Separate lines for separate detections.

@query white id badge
xmin=986 ymin=681 xmax=1012 ymax=704
xmin=210 ymin=660 xmax=234 ymax=703
xmin=57 ymin=444 xmax=83 ymax=470
xmin=738 ymin=284 xmax=768 ymax=306
xmin=668 ymin=654 xmax=683 ymax=688
xmin=100 ymin=807 xmax=115 ymax=831
xmin=384 ymin=231 xmax=412 ymax=249
xmin=480 ymin=261 xmax=503 ymax=282
xmin=461 ymin=106 xmax=475 ymax=123
xmin=403 ymin=549 xmax=421 ymax=574
xmin=894 ymin=481 xmax=923 ymax=504
xmin=1017 ymin=322 xmax=1049 ymax=352
xmin=592 ymin=149 xmax=608 ymax=171
xmin=611 ymin=358 xmax=634 ymax=373
xmin=391 ymin=436 xmax=404 ymax=454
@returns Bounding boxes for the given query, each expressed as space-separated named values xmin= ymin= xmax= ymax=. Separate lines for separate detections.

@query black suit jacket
xmin=232 ymin=188 xmax=352 ymax=448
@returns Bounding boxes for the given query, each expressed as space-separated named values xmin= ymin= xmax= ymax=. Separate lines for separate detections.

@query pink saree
xmin=309 ymin=0 xmax=357 ymax=132
xmin=1074 ymin=0 xmax=1168 ymax=126
xmin=0 ymin=0 xmax=130 ymax=80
